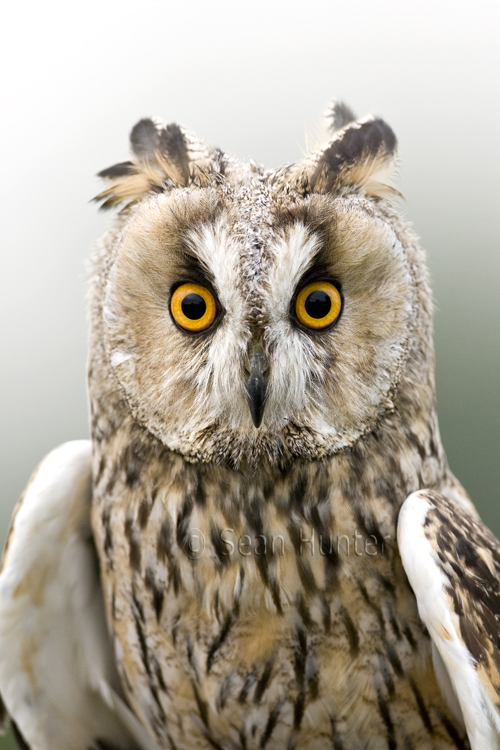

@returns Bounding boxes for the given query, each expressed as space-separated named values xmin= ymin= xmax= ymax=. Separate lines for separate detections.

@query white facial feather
xmin=99 ymin=179 xmax=418 ymax=466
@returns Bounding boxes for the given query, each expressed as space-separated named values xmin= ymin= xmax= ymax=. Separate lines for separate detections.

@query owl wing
xmin=0 ymin=441 xmax=158 ymax=750
xmin=398 ymin=489 xmax=500 ymax=750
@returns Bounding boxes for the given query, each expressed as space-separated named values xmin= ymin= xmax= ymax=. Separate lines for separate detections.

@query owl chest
xmin=94 ymin=472 xmax=467 ymax=750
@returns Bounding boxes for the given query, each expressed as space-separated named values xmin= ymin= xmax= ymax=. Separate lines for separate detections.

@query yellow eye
xmin=171 ymin=283 xmax=217 ymax=332
xmin=295 ymin=281 xmax=342 ymax=330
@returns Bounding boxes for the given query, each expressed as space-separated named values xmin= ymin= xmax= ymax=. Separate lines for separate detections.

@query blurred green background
xmin=1 ymin=0 xmax=498 ymax=747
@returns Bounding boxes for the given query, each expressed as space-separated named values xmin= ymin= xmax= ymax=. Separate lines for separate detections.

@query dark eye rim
xmin=169 ymin=279 xmax=224 ymax=335
xmin=290 ymin=277 xmax=344 ymax=333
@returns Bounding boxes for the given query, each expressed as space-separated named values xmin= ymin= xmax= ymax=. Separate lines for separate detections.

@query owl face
xmin=96 ymin=109 xmax=419 ymax=466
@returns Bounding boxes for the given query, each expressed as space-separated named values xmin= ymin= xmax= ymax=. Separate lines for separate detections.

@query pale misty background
xmin=0 ymin=0 xmax=499 ymax=746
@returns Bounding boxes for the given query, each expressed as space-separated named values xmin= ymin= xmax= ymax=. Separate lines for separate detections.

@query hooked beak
xmin=245 ymin=344 xmax=270 ymax=429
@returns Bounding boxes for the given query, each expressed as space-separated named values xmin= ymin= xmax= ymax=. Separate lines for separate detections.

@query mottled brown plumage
xmin=2 ymin=101 xmax=499 ymax=750
xmin=87 ymin=104 xmax=475 ymax=749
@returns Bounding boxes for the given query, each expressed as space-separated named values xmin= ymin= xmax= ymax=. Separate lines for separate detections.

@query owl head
xmin=91 ymin=102 xmax=432 ymax=468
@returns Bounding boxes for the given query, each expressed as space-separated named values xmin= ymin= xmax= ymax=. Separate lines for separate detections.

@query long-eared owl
xmin=1 ymin=101 xmax=500 ymax=750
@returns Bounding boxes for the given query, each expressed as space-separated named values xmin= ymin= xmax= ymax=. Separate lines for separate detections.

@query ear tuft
xmin=326 ymin=100 xmax=357 ymax=133
xmin=130 ymin=118 xmax=160 ymax=160
xmin=309 ymin=115 xmax=399 ymax=200
xmin=97 ymin=162 xmax=135 ymax=179
xmin=94 ymin=119 xmax=207 ymax=210
xmin=157 ymin=124 xmax=190 ymax=186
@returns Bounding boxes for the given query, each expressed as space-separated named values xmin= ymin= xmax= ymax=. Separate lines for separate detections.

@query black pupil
xmin=181 ymin=293 xmax=207 ymax=320
xmin=304 ymin=290 xmax=331 ymax=319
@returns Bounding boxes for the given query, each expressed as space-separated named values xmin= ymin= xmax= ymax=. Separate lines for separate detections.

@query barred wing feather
xmin=399 ymin=490 xmax=500 ymax=750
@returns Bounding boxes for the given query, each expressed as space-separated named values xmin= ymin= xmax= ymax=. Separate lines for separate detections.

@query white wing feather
xmin=0 ymin=441 xmax=158 ymax=750
xmin=398 ymin=490 xmax=500 ymax=750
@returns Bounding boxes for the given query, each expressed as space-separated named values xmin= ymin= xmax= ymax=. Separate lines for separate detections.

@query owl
xmin=1 ymin=100 xmax=500 ymax=750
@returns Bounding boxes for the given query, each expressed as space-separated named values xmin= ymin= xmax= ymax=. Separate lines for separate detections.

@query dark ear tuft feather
xmin=97 ymin=161 xmax=135 ymax=179
xmin=157 ymin=124 xmax=190 ymax=186
xmin=310 ymin=117 xmax=398 ymax=198
xmin=130 ymin=118 xmax=160 ymax=160
xmin=327 ymin=101 xmax=357 ymax=133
